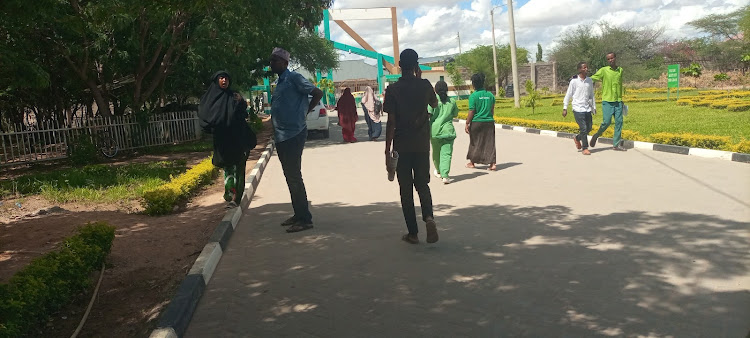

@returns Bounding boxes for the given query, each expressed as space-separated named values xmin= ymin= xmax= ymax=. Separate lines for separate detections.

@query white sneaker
xmin=442 ymin=177 xmax=453 ymax=184
xmin=433 ymin=169 xmax=441 ymax=178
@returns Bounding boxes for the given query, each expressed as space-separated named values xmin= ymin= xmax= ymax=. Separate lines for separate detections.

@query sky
xmin=324 ymin=0 xmax=746 ymax=64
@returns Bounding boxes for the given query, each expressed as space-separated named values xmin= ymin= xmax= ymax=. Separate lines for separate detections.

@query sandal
xmin=465 ymin=163 xmax=476 ymax=169
xmin=286 ymin=223 xmax=314 ymax=233
xmin=401 ymin=233 xmax=419 ymax=244
xmin=488 ymin=165 xmax=497 ymax=171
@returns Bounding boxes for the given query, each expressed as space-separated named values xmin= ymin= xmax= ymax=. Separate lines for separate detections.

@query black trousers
xmin=396 ymin=151 xmax=434 ymax=234
xmin=276 ymin=129 xmax=312 ymax=223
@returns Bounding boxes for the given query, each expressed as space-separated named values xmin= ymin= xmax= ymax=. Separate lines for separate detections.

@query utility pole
xmin=457 ymin=31 xmax=462 ymax=54
xmin=507 ymin=0 xmax=520 ymax=108
xmin=490 ymin=7 xmax=500 ymax=95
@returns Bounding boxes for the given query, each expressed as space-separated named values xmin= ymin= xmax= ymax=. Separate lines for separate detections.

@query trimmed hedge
xmin=649 ymin=132 xmax=732 ymax=150
xmin=141 ymin=157 xmax=218 ymax=215
xmin=456 ymin=114 xmax=748 ymax=153
xmin=0 ymin=222 xmax=116 ymax=338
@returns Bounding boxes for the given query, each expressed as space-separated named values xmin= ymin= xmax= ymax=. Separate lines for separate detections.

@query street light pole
xmin=490 ymin=8 xmax=500 ymax=96
xmin=507 ymin=0 xmax=520 ymax=108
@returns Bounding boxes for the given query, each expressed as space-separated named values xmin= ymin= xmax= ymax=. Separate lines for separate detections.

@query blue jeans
xmin=276 ymin=129 xmax=312 ymax=223
xmin=573 ymin=111 xmax=592 ymax=149
xmin=593 ymin=101 xmax=623 ymax=147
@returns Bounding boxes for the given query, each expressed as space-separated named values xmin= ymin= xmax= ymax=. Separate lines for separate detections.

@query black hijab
xmin=199 ymin=71 xmax=241 ymax=130
xmin=198 ymin=71 xmax=256 ymax=167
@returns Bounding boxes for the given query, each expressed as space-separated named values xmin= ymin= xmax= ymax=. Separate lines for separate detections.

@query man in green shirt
xmin=590 ymin=52 xmax=626 ymax=151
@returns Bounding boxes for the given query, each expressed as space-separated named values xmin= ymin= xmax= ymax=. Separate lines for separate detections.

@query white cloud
xmin=322 ymin=0 xmax=745 ymax=62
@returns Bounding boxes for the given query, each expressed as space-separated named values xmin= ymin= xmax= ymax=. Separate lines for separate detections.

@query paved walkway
xmin=186 ymin=111 xmax=750 ymax=337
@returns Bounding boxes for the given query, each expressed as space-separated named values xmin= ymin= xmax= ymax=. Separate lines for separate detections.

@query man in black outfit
xmin=383 ymin=49 xmax=440 ymax=244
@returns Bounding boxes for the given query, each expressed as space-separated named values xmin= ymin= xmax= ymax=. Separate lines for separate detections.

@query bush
xmin=67 ymin=134 xmax=99 ymax=166
xmin=649 ymin=132 xmax=732 ymax=150
xmin=0 ymin=222 xmax=115 ymax=338
xmin=141 ymin=157 xmax=218 ymax=215
xmin=734 ymin=140 xmax=750 ymax=154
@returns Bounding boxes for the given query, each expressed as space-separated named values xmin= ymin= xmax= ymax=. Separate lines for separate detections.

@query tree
xmin=687 ymin=7 xmax=745 ymax=41
xmin=0 ymin=0 xmax=338 ymax=122
xmin=445 ymin=62 xmax=467 ymax=98
xmin=523 ymin=79 xmax=540 ymax=114
xmin=536 ymin=43 xmax=543 ymax=62
xmin=681 ymin=63 xmax=703 ymax=87
xmin=454 ymin=44 xmax=529 ymax=93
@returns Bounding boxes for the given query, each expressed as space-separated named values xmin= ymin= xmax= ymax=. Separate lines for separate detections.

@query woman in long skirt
xmin=465 ymin=73 xmax=497 ymax=171
xmin=360 ymin=86 xmax=382 ymax=141
xmin=336 ymin=88 xmax=358 ymax=142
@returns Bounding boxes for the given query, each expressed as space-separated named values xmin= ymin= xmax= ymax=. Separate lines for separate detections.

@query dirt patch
xmin=0 ymin=118 xmax=272 ymax=337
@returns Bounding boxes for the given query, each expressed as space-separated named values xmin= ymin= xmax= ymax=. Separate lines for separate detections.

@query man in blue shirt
xmin=269 ymin=47 xmax=324 ymax=233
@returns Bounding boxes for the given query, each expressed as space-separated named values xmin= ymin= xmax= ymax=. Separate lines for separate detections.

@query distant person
xmin=590 ymin=52 xmax=626 ymax=151
xmin=361 ymin=86 xmax=382 ymax=141
xmin=269 ymin=47 xmax=324 ymax=233
xmin=429 ymin=80 xmax=459 ymax=184
xmin=562 ymin=61 xmax=596 ymax=155
xmin=465 ymin=73 xmax=497 ymax=171
xmin=336 ymin=88 xmax=358 ymax=143
xmin=199 ymin=71 xmax=257 ymax=208
xmin=383 ymin=48 xmax=439 ymax=244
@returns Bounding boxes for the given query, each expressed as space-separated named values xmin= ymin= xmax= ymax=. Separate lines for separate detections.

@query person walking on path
xmin=563 ymin=62 xmax=596 ymax=155
xmin=199 ymin=71 xmax=257 ymax=208
xmin=589 ymin=52 xmax=626 ymax=151
xmin=465 ymin=73 xmax=497 ymax=171
xmin=430 ymin=80 xmax=459 ymax=184
xmin=384 ymin=48 xmax=440 ymax=245
xmin=361 ymin=86 xmax=382 ymax=141
xmin=336 ymin=88 xmax=359 ymax=143
xmin=269 ymin=47 xmax=324 ymax=233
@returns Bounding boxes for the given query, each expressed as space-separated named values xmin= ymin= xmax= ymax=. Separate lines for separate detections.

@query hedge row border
xmin=456 ymin=119 xmax=750 ymax=163
xmin=148 ymin=139 xmax=275 ymax=338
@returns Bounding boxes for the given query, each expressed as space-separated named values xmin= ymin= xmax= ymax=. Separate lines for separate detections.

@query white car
xmin=306 ymin=95 xmax=330 ymax=138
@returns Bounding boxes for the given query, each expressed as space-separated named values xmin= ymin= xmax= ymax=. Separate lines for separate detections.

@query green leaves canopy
xmin=0 ymin=0 xmax=338 ymax=120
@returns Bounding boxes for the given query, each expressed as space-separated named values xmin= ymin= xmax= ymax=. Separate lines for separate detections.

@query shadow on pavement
xmin=192 ymin=201 xmax=750 ymax=337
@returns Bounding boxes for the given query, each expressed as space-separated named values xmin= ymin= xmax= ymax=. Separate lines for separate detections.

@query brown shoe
xmin=582 ymin=149 xmax=591 ymax=155
xmin=402 ymin=233 xmax=419 ymax=244
xmin=425 ymin=219 xmax=439 ymax=243
xmin=573 ymin=137 xmax=582 ymax=150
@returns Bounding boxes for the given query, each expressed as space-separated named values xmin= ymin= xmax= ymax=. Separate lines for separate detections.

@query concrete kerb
xmin=456 ymin=119 xmax=749 ymax=163
xmin=149 ymin=139 xmax=276 ymax=338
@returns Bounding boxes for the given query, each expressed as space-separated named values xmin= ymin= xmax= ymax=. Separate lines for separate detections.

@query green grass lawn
xmin=457 ymin=91 xmax=750 ymax=142
xmin=0 ymin=160 xmax=189 ymax=203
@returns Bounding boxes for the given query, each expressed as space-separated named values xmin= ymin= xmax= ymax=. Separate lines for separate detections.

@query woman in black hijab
xmin=199 ymin=71 xmax=257 ymax=207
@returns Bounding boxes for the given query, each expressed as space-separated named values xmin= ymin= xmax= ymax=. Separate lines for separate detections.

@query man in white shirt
xmin=563 ymin=62 xmax=596 ymax=155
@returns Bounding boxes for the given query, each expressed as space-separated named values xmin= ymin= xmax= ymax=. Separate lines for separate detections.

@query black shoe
xmin=281 ymin=216 xmax=298 ymax=226
xmin=590 ymin=135 xmax=599 ymax=147
xmin=286 ymin=221 xmax=314 ymax=233
xmin=613 ymin=146 xmax=628 ymax=152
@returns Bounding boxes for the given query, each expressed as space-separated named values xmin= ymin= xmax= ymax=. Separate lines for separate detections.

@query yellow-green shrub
xmin=649 ymin=132 xmax=732 ymax=150
xmin=727 ymin=103 xmax=750 ymax=112
xmin=734 ymin=140 xmax=750 ymax=154
xmin=141 ymin=157 xmax=218 ymax=215
xmin=0 ymin=222 xmax=115 ymax=338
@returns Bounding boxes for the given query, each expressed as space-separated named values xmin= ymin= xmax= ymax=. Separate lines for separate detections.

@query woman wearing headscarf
xmin=336 ymin=88 xmax=358 ymax=143
xmin=360 ymin=86 xmax=382 ymax=141
xmin=199 ymin=71 xmax=257 ymax=207
xmin=430 ymin=80 xmax=459 ymax=184
xmin=465 ymin=73 xmax=497 ymax=171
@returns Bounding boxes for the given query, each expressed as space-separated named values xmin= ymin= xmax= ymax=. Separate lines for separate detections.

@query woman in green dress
xmin=430 ymin=80 xmax=459 ymax=184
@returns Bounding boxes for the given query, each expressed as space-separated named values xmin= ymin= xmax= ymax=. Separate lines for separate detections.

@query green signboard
xmin=667 ymin=64 xmax=680 ymax=88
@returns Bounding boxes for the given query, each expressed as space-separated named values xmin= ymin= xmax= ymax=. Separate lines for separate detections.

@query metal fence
xmin=0 ymin=111 xmax=201 ymax=167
